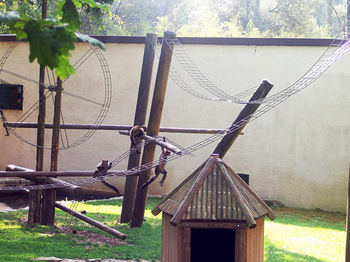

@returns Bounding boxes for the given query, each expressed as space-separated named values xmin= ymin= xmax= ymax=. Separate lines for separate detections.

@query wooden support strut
xmin=131 ymin=31 xmax=176 ymax=228
xmin=212 ymin=80 xmax=273 ymax=158
xmin=121 ymin=33 xmax=157 ymax=224
xmin=119 ymin=130 xmax=182 ymax=155
xmin=55 ymin=202 xmax=126 ymax=240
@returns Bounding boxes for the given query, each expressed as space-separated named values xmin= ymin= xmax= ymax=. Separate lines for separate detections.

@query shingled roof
xmin=152 ymin=154 xmax=276 ymax=228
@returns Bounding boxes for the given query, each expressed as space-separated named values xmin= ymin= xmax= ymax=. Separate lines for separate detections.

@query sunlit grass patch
xmin=264 ymin=207 xmax=346 ymax=262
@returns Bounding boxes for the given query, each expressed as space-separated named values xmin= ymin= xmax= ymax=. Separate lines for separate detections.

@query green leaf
xmin=77 ymin=0 xmax=109 ymax=10
xmin=62 ymin=0 xmax=81 ymax=30
xmin=56 ymin=55 xmax=75 ymax=79
xmin=75 ymin=32 xmax=106 ymax=50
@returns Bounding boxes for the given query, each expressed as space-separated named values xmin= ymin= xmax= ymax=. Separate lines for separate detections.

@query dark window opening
xmin=238 ymin=173 xmax=249 ymax=185
xmin=0 ymin=83 xmax=23 ymax=110
xmin=191 ymin=228 xmax=235 ymax=261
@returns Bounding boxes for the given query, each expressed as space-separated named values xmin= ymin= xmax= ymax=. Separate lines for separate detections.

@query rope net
xmin=1 ymin=27 xmax=350 ymax=192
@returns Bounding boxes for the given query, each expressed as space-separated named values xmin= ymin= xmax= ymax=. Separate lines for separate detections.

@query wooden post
xmin=346 ymin=162 xmax=350 ymax=262
xmin=42 ymin=77 xmax=62 ymax=225
xmin=121 ymin=33 xmax=157 ymax=223
xmin=55 ymin=203 xmax=126 ymax=240
xmin=28 ymin=0 xmax=48 ymax=225
xmin=36 ymin=0 xmax=47 ymax=172
xmin=212 ymin=80 xmax=273 ymax=158
xmin=130 ymin=31 xmax=176 ymax=228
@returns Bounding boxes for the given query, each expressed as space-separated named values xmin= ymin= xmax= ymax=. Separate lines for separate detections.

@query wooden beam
xmin=119 ymin=131 xmax=182 ymax=155
xmin=131 ymin=31 xmax=176 ymax=228
xmin=5 ymin=165 xmax=83 ymax=199
xmin=212 ymin=80 xmax=273 ymax=158
xmin=4 ymin=122 xmax=227 ymax=134
xmin=55 ymin=202 xmax=126 ymax=240
xmin=0 ymin=170 xmax=117 ymax=177
xmin=121 ymin=33 xmax=157 ymax=223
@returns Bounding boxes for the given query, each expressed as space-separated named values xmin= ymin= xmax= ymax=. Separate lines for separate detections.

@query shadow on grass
xmin=83 ymin=196 xmax=162 ymax=209
xmin=0 ymin=208 xmax=162 ymax=261
xmin=265 ymin=245 xmax=326 ymax=262
xmin=270 ymin=207 xmax=345 ymax=232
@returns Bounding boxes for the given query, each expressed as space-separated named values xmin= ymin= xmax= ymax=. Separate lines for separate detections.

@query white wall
xmin=0 ymin=39 xmax=349 ymax=212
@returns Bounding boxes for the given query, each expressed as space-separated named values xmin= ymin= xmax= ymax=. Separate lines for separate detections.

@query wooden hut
xmin=152 ymin=154 xmax=276 ymax=262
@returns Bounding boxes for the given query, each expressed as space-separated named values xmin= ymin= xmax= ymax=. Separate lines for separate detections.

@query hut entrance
xmin=191 ymin=228 xmax=235 ymax=261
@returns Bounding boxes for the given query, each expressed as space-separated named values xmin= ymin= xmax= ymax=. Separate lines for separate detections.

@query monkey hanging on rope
xmin=129 ymin=125 xmax=147 ymax=153
xmin=141 ymin=138 xmax=171 ymax=189
xmin=93 ymin=160 xmax=121 ymax=196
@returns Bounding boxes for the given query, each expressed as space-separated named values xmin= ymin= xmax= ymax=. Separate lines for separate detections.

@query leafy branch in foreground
xmin=0 ymin=0 xmax=107 ymax=79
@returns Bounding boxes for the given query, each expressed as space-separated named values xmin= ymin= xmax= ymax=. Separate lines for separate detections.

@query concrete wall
xmin=0 ymin=36 xmax=349 ymax=212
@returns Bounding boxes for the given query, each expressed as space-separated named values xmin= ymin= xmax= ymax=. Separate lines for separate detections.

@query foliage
xmin=0 ymin=198 xmax=346 ymax=261
xmin=0 ymin=0 xmax=348 ymax=38
xmin=0 ymin=0 xmax=107 ymax=79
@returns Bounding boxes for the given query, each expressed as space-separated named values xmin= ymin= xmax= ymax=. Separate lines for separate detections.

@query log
xmin=6 ymin=165 xmax=83 ymax=199
xmin=119 ymin=130 xmax=182 ymax=155
xmin=131 ymin=31 xmax=176 ymax=228
xmin=1 ymin=166 xmax=122 ymax=177
xmin=4 ymin=122 xmax=226 ymax=134
xmin=212 ymin=80 xmax=273 ymax=158
xmin=55 ymin=202 xmax=126 ymax=240
xmin=121 ymin=33 xmax=157 ymax=224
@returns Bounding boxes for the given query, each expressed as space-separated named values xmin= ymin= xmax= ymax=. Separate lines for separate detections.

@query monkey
xmin=129 ymin=125 xmax=147 ymax=154
xmin=140 ymin=145 xmax=171 ymax=189
xmin=93 ymin=160 xmax=121 ymax=196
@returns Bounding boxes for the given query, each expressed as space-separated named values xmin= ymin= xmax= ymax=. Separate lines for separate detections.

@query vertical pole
xmin=120 ymin=33 xmax=157 ymax=223
xmin=346 ymin=163 xmax=350 ymax=262
xmin=28 ymin=0 xmax=48 ymax=225
xmin=130 ymin=31 xmax=175 ymax=228
xmin=212 ymin=80 xmax=273 ymax=159
xmin=42 ymin=77 xmax=62 ymax=225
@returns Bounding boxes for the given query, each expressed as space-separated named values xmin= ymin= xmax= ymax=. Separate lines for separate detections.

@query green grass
xmin=264 ymin=207 xmax=345 ymax=262
xmin=0 ymin=198 xmax=346 ymax=262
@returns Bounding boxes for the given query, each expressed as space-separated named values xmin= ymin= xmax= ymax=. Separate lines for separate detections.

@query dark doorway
xmin=191 ymin=228 xmax=235 ymax=261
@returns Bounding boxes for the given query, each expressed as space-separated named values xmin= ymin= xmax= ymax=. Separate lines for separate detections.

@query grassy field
xmin=0 ymin=197 xmax=346 ymax=261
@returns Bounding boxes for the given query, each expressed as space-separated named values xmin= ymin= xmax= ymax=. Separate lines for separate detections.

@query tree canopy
xmin=0 ymin=0 xmax=107 ymax=79
xmin=0 ymin=0 xmax=348 ymax=42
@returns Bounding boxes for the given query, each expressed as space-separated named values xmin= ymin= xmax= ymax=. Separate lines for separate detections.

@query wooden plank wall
xmin=246 ymin=216 xmax=265 ymax=262
xmin=161 ymin=213 xmax=183 ymax=262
